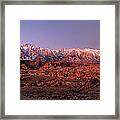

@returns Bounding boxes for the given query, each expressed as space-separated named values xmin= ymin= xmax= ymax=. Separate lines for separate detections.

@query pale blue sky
xmin=20 ymin=20 xmax=100 ymax=49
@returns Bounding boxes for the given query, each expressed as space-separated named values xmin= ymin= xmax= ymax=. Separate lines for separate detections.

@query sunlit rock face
xmin=20 ymin=43 xmax=100 ymax=64
xmin=20 ymin=44 xmax=100 ymax=100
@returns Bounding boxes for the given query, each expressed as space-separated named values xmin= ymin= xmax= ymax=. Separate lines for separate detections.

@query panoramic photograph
xmin=20 ymin=20 xmax=100 ymax=100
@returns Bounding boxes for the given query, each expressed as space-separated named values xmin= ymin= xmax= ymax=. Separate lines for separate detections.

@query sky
xmin=20 ymin=20 xmax=100 ymax=49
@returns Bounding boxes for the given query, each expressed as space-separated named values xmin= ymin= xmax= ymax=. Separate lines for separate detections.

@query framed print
xmin=0 ymin=0 xmax=119 ymax=119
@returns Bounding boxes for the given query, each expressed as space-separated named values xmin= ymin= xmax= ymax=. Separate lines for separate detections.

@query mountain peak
xmin=20 ymin=43 xmax=100 ymax=64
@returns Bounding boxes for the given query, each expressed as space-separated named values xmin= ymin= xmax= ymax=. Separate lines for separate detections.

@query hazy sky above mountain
xmin=20 ymin=20 xmax=100 ymax=49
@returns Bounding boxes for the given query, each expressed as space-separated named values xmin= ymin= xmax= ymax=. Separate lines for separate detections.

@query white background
xmin=5 ymin=5 xmax=115 ymax=115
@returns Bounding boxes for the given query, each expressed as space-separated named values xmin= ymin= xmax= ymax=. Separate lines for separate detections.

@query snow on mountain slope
xmin=20 ymin=43 xmax=100 ymax=64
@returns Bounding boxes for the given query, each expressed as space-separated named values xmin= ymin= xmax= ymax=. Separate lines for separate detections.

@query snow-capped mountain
xmin=20 ymin=43 xmax=100 ymax=64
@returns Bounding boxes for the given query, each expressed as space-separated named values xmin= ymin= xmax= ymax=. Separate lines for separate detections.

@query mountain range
xmin=20 ymin=43 xmax=100 ymax=64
